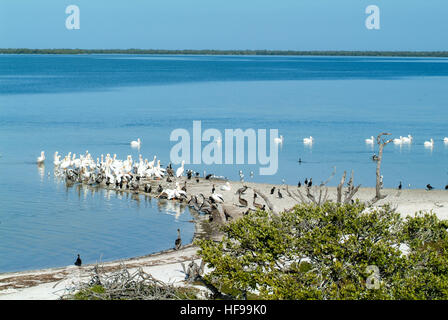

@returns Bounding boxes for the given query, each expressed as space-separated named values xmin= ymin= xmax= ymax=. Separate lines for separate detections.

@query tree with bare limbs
xmin=373 ymin=133 xmax=393 ymax=202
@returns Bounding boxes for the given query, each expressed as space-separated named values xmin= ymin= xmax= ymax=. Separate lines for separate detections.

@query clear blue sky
xmin=0 ymin=0 xmax=447 ymax=50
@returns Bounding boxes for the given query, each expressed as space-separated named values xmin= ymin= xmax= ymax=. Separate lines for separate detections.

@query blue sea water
xmin=1 ymin=54 xmax=448 ymax=273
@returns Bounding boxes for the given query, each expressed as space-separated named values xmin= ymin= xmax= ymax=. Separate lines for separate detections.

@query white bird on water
xmin=130 ymin=138 xmax=141 ymax=148
xmin=365 ymin=136 xmax=374 ymax=144
xmin=37 ymin=151 xmax=45 ymax=164
xmin=424 ymin=138 xmax=434 ymax=147
xmin=443 ymin=137 xmax=448 ymax=143
xmin=393 ymin=136 xmax=404 ymax=144
xmin=220 ymin=181 xmax=231 ymax=191
xmin=303 ymin=136 xmax=313 ymax=144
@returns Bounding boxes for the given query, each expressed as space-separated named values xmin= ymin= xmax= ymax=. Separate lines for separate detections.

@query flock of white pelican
xmin=35 ymin=138 xmax=193 ymax=201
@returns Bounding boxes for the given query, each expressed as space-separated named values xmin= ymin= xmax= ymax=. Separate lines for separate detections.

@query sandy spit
xmin=1 ymin=176 xmax=447 ymax=300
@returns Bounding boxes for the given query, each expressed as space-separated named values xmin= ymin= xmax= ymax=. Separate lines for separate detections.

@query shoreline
xmin=1 ymin=177 xmax=447 ymax=299
xmin=2 ymin=49 xmax=448 ymax=58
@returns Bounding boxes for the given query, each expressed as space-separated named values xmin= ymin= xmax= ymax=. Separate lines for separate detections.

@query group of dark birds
xmin=397 ymin=181 xmax=448 ymax=191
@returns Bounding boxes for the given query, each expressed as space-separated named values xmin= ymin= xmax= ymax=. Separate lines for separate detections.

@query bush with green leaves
xmin=196 ymin=202 xmax=448 ymax=300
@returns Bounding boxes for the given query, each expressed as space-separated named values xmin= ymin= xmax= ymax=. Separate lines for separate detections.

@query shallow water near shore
xmin=1 ymin=54 xmax=448 ymax=273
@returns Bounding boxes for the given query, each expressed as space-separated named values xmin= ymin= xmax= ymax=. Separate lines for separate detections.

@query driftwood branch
xmin=372 ymin=132 xmax=393 ymax=203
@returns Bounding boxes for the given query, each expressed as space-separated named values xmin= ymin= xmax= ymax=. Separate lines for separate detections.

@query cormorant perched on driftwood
xmin=175 ymin=229 xmax=182 ymax=250
xmin=74 ymin=254 xmax=82 ymax=267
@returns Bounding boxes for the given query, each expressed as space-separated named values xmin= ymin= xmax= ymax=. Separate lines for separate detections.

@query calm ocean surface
xmin=1 ymin=54 xmax=448 ymax=273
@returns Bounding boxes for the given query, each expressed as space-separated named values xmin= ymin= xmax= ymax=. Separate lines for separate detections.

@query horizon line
xmin=1 ymin=48 xmax=448 ymax=57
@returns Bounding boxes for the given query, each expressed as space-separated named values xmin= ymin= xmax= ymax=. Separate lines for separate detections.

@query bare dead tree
xmin=372 ymin=133 xmax=393 ymax=203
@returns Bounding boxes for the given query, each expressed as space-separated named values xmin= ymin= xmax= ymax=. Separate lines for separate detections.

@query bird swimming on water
xmin=37 ymin=151 xmax=45 ymax=165
xmin=74 ymin=254 xmax=82 ymax=267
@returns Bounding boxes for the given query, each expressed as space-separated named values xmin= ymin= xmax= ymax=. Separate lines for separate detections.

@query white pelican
xmin=176 ymin=160 xmax=185 ymax=177
xmin=130 ymin=138 xmax=141 ymax=148
xmin=443 ymin=137 xmax=448 ymax=143
xmin=393 ymin=136 xmax=403 ymax=144
xmin=424 ymin=138 xmax=434 ymax=147
xmin=53 ymin=155 xmax=61 ymax=167
xmin=210 ymin=192 xmax=224 ymax=203
xmin=274 ymin=135 xmax=284 ymax=144
xmin=37 ymin=151 xmax=45 ymax=164
xmin=365 ymin=136 xmax=374 ymax=144
xmin=303 ymin=136 xmax=313 ymax=144
xmin=220 ymin=181 xmax=231 ymax=191
xmin=401 ymin=135 xmax=413 ymax=143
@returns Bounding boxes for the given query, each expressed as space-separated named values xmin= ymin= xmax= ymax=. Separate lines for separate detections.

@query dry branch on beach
xmin=61 ymin=263 xmax=201 ymax=300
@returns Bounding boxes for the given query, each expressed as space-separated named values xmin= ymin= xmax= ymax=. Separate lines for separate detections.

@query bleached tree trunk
xmin=374 ymin=133 xmax=393 ymax=202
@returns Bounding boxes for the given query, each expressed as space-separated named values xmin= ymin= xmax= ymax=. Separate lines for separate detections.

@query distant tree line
xmin=1 ymin=48 xmax=448 ymax=57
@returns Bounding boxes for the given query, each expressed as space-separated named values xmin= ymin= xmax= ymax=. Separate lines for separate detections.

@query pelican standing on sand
xmin=74 ymin=254 xmax=82 ymax=267
xmin=37 ymin=151 xmax=45 ymax=164
xmin=220 ymin=181 xmax=231 ymax=191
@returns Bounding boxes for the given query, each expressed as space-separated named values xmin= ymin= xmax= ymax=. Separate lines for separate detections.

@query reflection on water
xmin=0 ymin=166 xmax=196 ymax=274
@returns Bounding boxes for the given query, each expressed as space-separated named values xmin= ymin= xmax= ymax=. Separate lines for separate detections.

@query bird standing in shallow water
xmin=175 ymin=229 xmax=182 ymax=250
xmin=74 ymin=254 xmax=82 ymax=267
